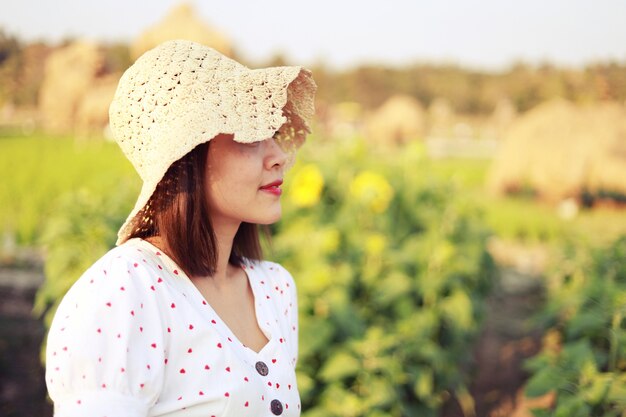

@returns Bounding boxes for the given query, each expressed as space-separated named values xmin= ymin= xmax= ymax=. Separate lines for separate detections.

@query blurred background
xmin=1 ymin=1 xmax=625 ymax=416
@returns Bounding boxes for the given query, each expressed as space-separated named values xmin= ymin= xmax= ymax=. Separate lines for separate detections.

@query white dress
xmin=45 ymin=238 xmax=300 ymax=417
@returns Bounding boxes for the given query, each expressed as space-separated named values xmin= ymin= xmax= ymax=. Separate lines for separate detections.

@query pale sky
xmin=1 ymin=0 xmax=625 ymax=71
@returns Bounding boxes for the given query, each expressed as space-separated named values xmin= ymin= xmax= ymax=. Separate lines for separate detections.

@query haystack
xmin=326 ymin=101 xmax=362 ymax=138
xmin=75 ymin=74 xmax=119 ymax=138
xmin=39 ymin=41 xmax=105 ymax=134
xmin=426 ymin=97 xmax=454 ymax=137
xmin=487 ymin=98 xmax=626 ymax=202
xmin=489 ymin=98 xmax=517 ymax=138
xmin=366 ymin=95 xmax=425 ymax=146
xmin=131 ymin=3 xmax=232 ymax=59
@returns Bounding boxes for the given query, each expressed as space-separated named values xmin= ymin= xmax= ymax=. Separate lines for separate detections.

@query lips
xmin=260 ymin=179 xmax=283 ymax=196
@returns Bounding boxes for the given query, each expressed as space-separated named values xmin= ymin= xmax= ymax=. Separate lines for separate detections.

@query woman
xmin=45 ymin=39 xmax=316 ymax=417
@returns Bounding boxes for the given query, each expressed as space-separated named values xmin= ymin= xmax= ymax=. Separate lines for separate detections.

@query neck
xmin=146 ymin=218 xmax=242 ymax=285
xmin=210 ymin=217 xmax=241 ymax=284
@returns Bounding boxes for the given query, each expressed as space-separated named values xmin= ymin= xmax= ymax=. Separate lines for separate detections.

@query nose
xmin=265 ymin=137 xmax=288 ymax=169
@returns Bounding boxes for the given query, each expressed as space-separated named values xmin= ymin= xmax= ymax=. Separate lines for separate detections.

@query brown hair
xmin=129 ymin=141 xmax=264 ymax=278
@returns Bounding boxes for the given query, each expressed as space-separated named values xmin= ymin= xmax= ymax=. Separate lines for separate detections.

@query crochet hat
xmin=109 ymin=39 xmax=316 ymax=245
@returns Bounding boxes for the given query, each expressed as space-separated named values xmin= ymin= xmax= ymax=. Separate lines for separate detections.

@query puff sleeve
xmin=45 ymin=251 xmax=166 ymax=417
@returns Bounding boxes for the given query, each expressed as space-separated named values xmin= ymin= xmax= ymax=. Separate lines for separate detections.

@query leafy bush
xmin=525 ymin=236 xmax=626 ymax=417
xmin=274 ymin=138 xmax=495 ymax=416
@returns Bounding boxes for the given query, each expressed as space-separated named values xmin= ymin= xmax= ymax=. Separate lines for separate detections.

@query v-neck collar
xmin=129 ymin=238 xmax=273 ymax=356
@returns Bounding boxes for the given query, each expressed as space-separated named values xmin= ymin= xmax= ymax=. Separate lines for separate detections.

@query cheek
xmin=208 ymin=160 xmax=260 ymax=202
xmin=205 ymin=142 xmax=266 ymax=207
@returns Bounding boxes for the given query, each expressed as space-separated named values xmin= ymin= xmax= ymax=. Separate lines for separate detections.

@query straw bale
xmin=487 ymin=98 xmax=626 ymax=201
xmin=326 ymin=101 xmax=363 ymax=138
xmin=366 ymin=95 xmax=424 ymax=146
xmin=39 ymin=41 xmax=105 ymax=134
xmin=427 ymin=97 xmax=454 ymax=137
xmin=489 ymin=98 xmax=517 ymax=138
xmin=131 ymin=3 xmax=232 ymax=60
xmin=75 ymin=74 xmax=119 ymax=138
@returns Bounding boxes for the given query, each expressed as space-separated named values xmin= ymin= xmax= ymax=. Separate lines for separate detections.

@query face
xmin=205 ymin=134 xmax=288 ymax=227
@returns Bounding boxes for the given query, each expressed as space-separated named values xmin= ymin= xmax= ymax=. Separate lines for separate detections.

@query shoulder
xmin=59 ymin=239 xmax=163 ymax=308
xmin=48 ymin=239 xmax=169 ymax=359
xmin=92 ymin=238 xmax=154 ymax=271
xmin=245 ymin=260 xmax=296 ymax=293
xmin=243 ymin=259 xmax=298 ymax=313
xmin=85 ymin=239 xmax=159 ymax=279
xmin=46 ymin=240 xmax=167 ymax=412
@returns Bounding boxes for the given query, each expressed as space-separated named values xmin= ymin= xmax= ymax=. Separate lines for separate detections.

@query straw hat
xmin=109 ymin=39 xmax=316 ymax=245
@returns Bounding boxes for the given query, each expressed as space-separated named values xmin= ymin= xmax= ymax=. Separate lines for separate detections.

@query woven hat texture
xmin=109 ymin=39 xmax=316 ymax=245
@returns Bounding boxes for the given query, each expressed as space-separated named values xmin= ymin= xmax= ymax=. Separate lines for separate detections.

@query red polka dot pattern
xmin=45 ymin=237 xmax=300 ymax=416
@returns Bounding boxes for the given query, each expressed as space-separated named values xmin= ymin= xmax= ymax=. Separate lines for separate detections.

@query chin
xmin=254 ymin=210 xmax=282 ymax=225
xmin=244 ymin=210 xmax=282 ymax=225
xmin=259 ymin=215 xmax=282 ymax=225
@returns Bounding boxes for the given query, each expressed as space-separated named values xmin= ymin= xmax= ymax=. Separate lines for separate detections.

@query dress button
xmin=270 ymin=399 xmax=283 ymax=415
xmin=255 ymin=361 xmax=269 ymax=376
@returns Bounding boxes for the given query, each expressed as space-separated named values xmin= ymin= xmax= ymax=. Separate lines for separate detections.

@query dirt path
xmin=470 ymin=267 xmax=544 ymax=417
xmin=0 ymin=267 xmax=52 ymax=417
xmin=442 ymin=266 xmax=544 ymax=417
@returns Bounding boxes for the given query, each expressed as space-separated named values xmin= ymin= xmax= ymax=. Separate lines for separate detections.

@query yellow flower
xmin=320 ymin=228 xmax=340 ymax=253
xmin=365 ymin=233 xmax=387 ymax=256
xmin=289 ymin=164 xmax=324 ymax=207
xmin=349 ymin=171 xmax=394 ymax=213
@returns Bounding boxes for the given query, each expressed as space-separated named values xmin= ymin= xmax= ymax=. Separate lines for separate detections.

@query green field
xmin=0 ymin=134 xmax=139 ymax=247
xmin=2 ymin=133 xmax=625 ymax=250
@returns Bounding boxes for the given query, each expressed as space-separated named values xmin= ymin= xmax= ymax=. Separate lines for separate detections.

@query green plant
xmin=273 ymin=138 xmax=495 ymax=416
xmin=524 ymin=236 xmax=626 ymax=417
